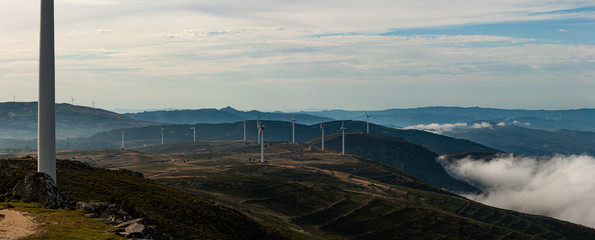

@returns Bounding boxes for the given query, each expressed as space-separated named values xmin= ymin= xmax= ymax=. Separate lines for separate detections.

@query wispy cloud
xmin=0 ymin=1 xmax=594 ymax=109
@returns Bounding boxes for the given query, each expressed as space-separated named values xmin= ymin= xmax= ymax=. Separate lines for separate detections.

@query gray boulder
xmin=12 ymin=172 xmax=65 ymax=209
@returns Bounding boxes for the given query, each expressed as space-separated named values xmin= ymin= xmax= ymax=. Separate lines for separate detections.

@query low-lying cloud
xmin=403 ymin=123 xmax=467 ymax=134
xmin=440 ymin=154 xmax=595 ymax=228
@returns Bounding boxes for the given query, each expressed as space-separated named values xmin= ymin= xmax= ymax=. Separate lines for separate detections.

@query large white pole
xmin=292 ymin=119 xmax=295 ymax=144
xmin=38 ymin=0 xmax=56 ymax=182
xmin=257 ymin=123 xmax=261 ymax=144
xmin=243 ymin=121 xmax=246 ymax=141
xmin=260 ymin=128 xmax=265 ymax=163
xmin=192 ymin=124 xmax=196 ymax=142
xmin=321 ymin=126 xmax=325 ymax=150
xmin=342 ymin=128 xmax=345 ymax=155
xmin=121 ymin=130 xmax=125 ymax=149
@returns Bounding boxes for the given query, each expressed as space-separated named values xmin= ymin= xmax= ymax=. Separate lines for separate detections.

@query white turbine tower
xmin=70 ymin=96 xmax=75 ymax=105
xmin=160 ymin=127 xmax=166 ymax=144
xmin=320 ymin=121 xmax=326 ymax=151
xmin=340 ymin=120 xmax=346 ymax=155
xmin=365 ymin=111 xmax=371 ymax=134
xmin=243 ymin=120 xmax=247 ymax=141
xmin=38 ymin=0 xmax=56 ymax=181
xmin=92 ymin=100 xmax=96 ymax=108
xmin=260 ymin=123 xmax=267 ymax=163
xmin=257 ymin=114 xmax=262 ymax=144
xmin=291 ymin=115 xmax=296 ymax=144
xmin=190 ymin=123 xmax=196 ymax=142
xmin=121 ymin=130 xmax=125 ymax=149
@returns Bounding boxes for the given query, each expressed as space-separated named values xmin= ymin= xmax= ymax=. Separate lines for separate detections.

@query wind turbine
xmin=190 ymin=123 xmax=196 ymax=142
xmin=365 ymin=111 xmax=371 ymax=134
xmin=340 ymin=119 xmax=346 ymax=155
xmin=121 ymin=130 xmax=125 ymax=149
xmin=38 ymin=0 xmax=56 ymax=181
xmin=160 ymin=127 xmax=166 ymax=144
xmin=291 ymin=115 xmax=296 ymax=144
xmin=70 ymin=96 xmax=75 ymax=105
xmin=243 ymin=120 xmax=247 ymax=141
xmin=92 ymin=100 xmax=96 ymax=108
xmin=320 ymin=120 xmax=326 ymax=151
xmin=260 ymin=123 xmax=267 ymax=163
xmin=257 ymin=113 xmax=262 ymax=144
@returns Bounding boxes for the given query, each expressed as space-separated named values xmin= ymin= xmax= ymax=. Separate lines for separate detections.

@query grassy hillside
xmin=0 ymin=158 xmax=283 ymax=240
xmin=1 ymin=202 xmax=124 ymax=240
xmin=44 ymin=141 xmax=595 ymax=239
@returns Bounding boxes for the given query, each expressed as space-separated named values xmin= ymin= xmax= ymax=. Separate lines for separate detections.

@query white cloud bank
xmin=404 ymin=123 xmax=467 ymax=134
xmin=404 ymin=121 xmax=510 ymax=134
xmin=440 ymin=154 xmax=595 ymax=228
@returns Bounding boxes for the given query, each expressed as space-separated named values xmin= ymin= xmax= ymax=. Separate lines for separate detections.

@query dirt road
xmin=0 ymin=209 xmax=37 ymax=240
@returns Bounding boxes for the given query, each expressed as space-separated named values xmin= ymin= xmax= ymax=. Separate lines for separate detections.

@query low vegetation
xmin=0 ymin=158 xmax=283 ymax=240
xmin=3 ymin=202 xmax=124 ymax=240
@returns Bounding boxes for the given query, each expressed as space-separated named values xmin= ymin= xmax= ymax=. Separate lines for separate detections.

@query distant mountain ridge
xmin=300 ymin=106 xmax=595 ymax=131
xmin=124 ymin=106 xmax=333 ymax=125
xmin=446 ymin=124 xmax=595 ymax=156
xmin=122 ymin=106 xmax=595 ymax=132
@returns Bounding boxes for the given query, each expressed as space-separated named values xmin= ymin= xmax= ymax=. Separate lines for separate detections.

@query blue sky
xmin=0 ymin=0 xmax=594 ymax=111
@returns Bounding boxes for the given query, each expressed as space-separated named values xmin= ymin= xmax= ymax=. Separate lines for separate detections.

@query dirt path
xmin=0 ymin=209 xmax=38 ymax=240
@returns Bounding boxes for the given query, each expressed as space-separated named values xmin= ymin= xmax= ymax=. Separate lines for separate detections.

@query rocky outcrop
xmin=11 ymin=172 xmax=65 ymax=209
xmin=76 ymin=201 xmax=132 ymax=225
xmin=77 ymin=202 xmax=172 ymax=239
xmin=108 ymin=218 xmax=173 ymax=239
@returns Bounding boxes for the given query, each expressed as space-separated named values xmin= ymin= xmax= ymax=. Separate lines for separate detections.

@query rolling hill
xmin=308 ymin=132 xmax=478 ymax=193
xmin=55 ymin=120 xmax=497 ymax=155
xmin=0 ymin=102 xmax=158 ymax=140
xmin=32 ymin=141 xmax=595 ymax=239
xmin=446 ymin=125 xmax=595 ymax=156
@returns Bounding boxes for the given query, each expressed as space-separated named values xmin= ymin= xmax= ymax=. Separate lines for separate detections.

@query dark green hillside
xmin=106 ymin=141 xmax=595 ymax=239
xmin=0 ymin=102 xmax=158 ymax=140
xmin=310 ymin=120 xmax=498 ymax=154
xmin=0 ymin=158 xmax=283 ymax=240
xmin=308 ymin=132 xmax=477 ymax=192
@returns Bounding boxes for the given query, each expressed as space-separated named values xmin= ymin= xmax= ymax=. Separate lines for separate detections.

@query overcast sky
xmin=1 ymin=1 xmax=594 ymax=111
